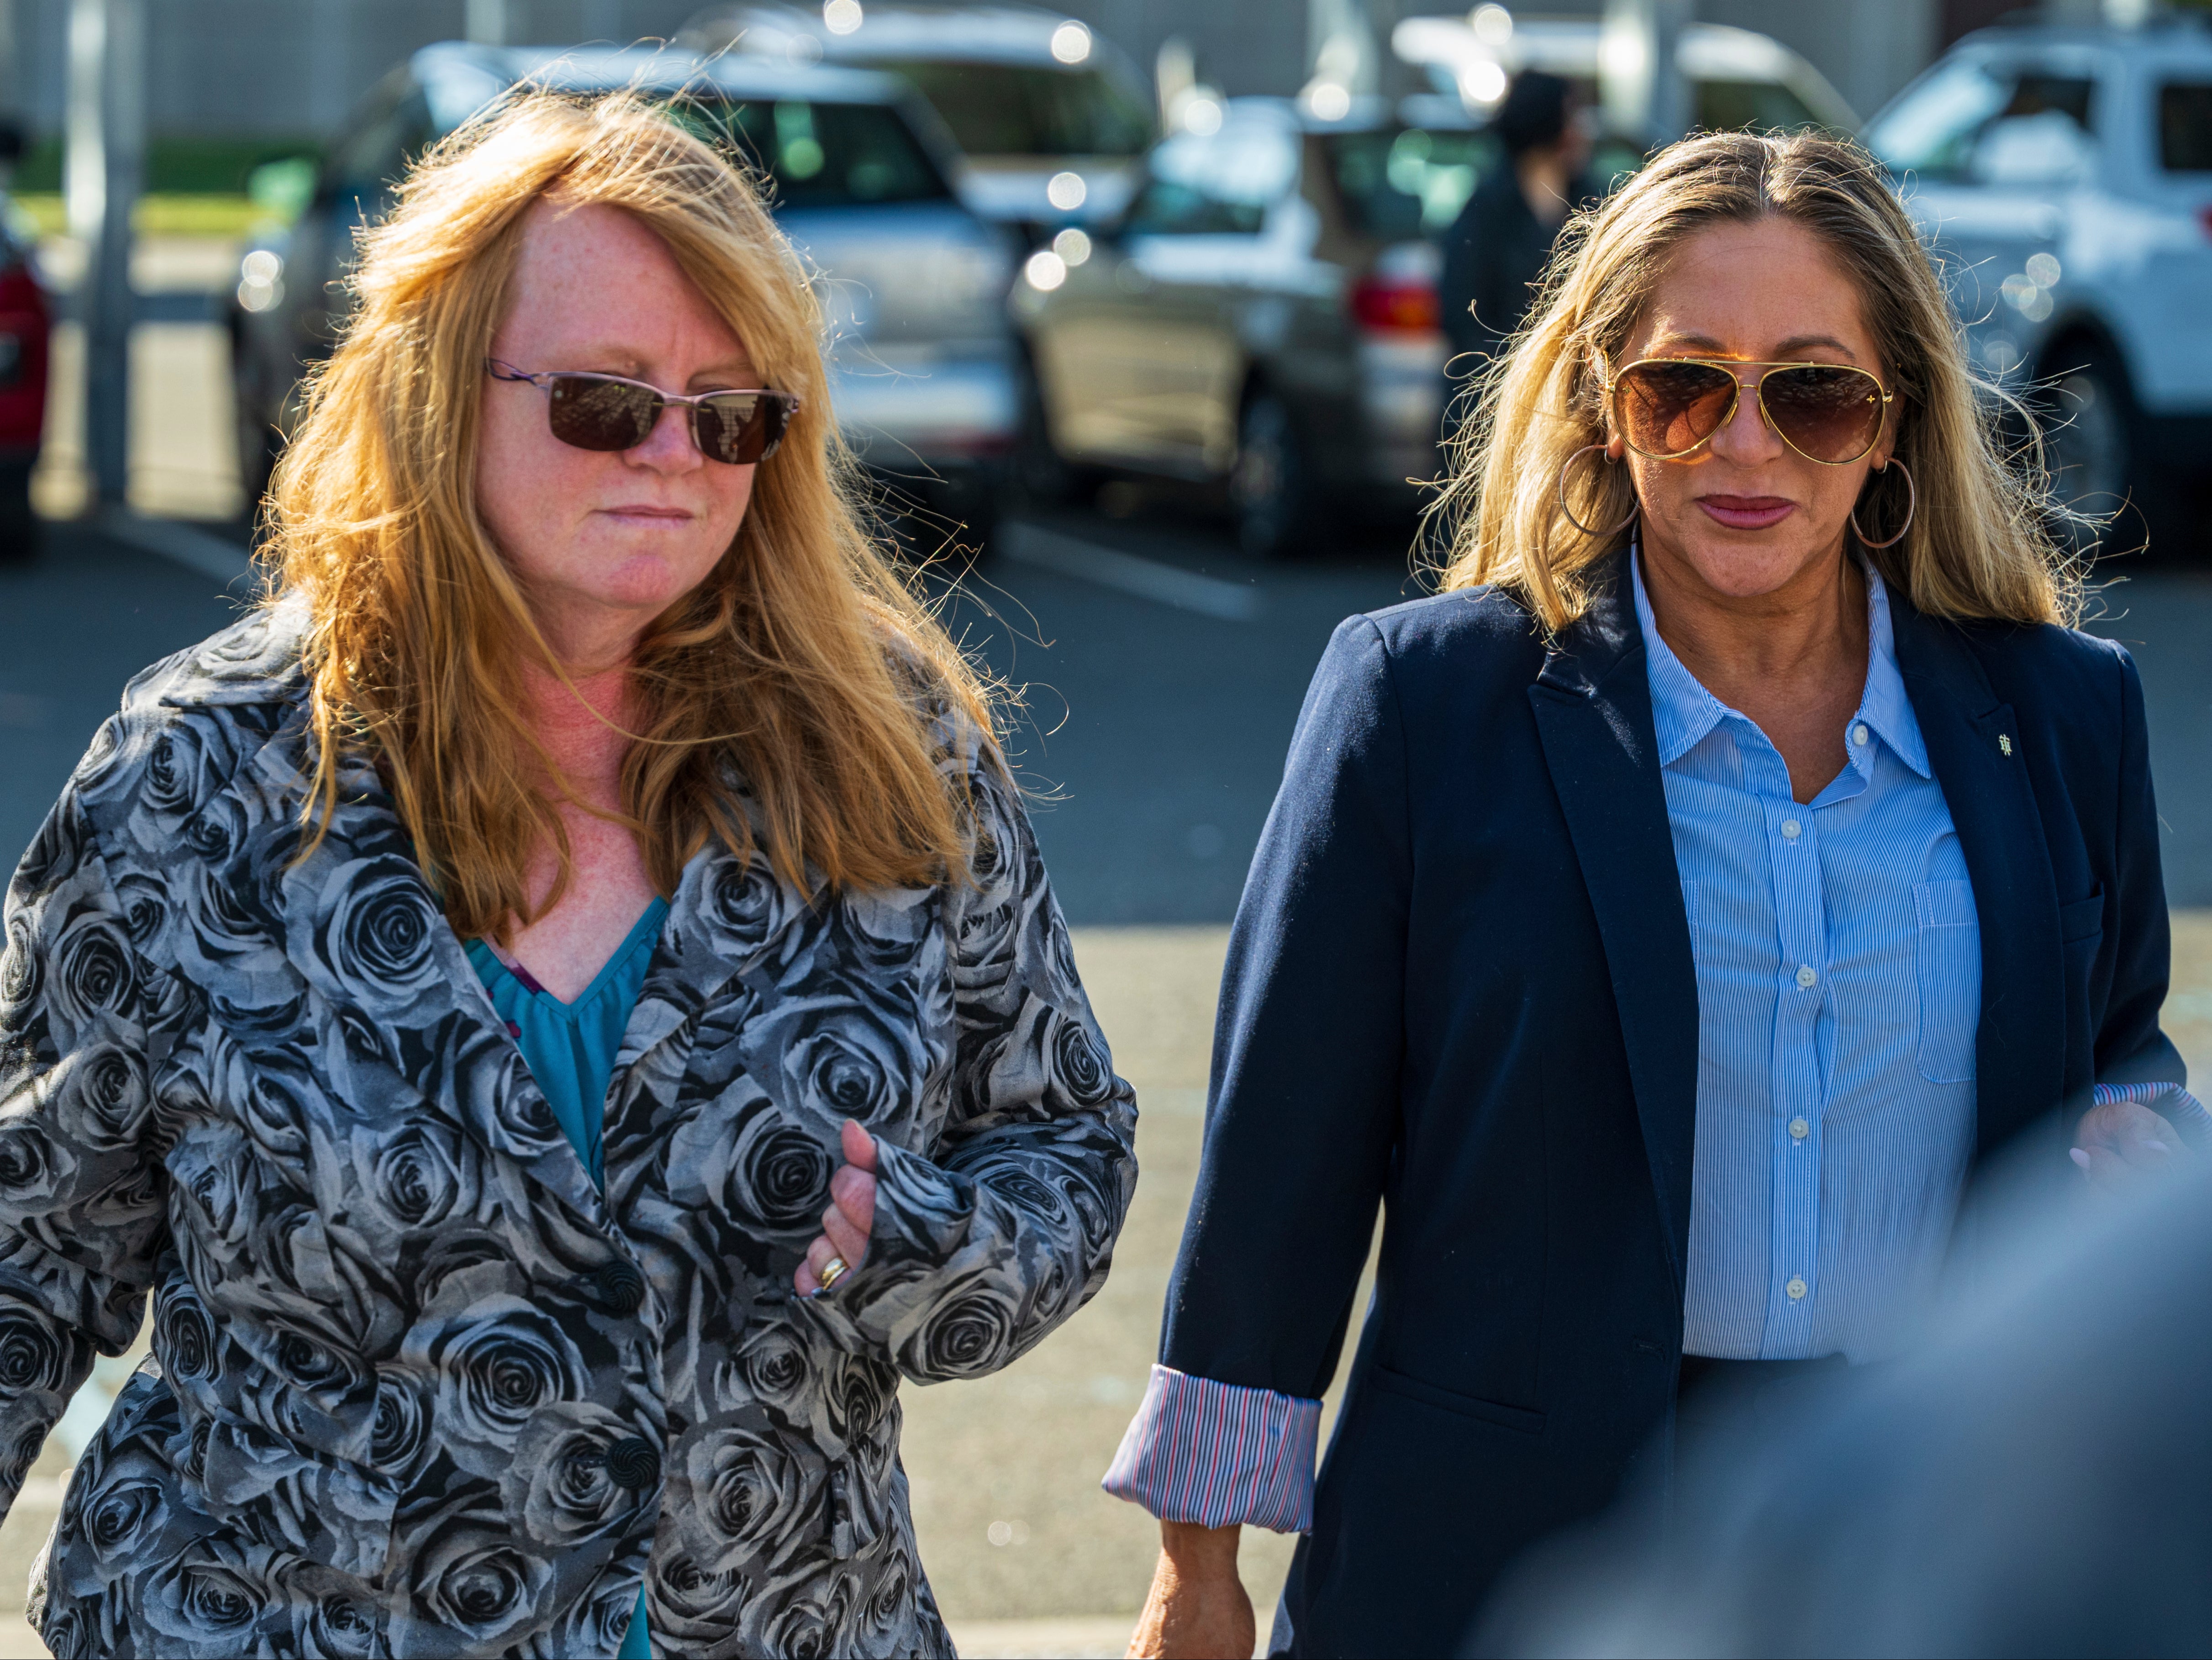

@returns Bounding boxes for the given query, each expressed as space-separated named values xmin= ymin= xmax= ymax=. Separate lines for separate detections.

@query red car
xmin=0 ymin=203 xmax=47 ymax=561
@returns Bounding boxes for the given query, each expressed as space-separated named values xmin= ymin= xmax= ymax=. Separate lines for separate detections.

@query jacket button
xmin=585 ymin=1260 xmax=645 ymax=1316
xmin=606 ymin=1436 xmax=661 ymax=1491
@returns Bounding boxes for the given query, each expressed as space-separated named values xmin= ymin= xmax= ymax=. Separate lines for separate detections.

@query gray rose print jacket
xmin=0 ymin=604 xmax=1138 ymax=1658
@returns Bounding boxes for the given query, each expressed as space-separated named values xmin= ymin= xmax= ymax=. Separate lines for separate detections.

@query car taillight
xmin=0 ymin=263 xmax=41 ymax=314
xmin=2201 ymin=205 xmax=2212 ymax=240
xmin=1351 ymin=274 xmax=1440 ymax=333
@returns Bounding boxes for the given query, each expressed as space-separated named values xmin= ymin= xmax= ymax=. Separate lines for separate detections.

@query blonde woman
xmin=1106 ymin=130 xmax=2196 ymax=1658
xmin=0 ymin=94 xmax=1135 ymax=1657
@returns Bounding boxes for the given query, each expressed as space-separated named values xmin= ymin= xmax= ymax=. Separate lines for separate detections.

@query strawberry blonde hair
xmin=1429 ymin=129 xmax=2078 ymax=631
xmin=266 ymin=90 xmax=992 ymax=938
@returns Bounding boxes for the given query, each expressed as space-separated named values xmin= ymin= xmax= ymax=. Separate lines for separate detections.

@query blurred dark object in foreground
xmin=1479 ymin=1155 xmax=2212 ymax=1658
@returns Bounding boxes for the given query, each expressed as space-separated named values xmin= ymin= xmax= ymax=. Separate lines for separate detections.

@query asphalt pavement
xmin=0 ymin=522 xmax=250 ymax=866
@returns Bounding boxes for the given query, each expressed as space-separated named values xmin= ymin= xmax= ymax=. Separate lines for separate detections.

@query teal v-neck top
xmin=464 ymin=896 xmax=667 ymax=1660
xmin=464 ymin=899 xmax=668 ymax=1188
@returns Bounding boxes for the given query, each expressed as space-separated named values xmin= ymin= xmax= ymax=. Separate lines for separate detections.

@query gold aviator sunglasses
xmin=1608 ymin=358 xmax=1894 ymax=466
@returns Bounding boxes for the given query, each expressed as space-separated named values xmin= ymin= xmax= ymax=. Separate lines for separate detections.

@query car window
xmin=1865 ymin=58 xmax=2096 ymax=181
xmin=1124 ymin=120 xmax=1299 ymax=236
xmin=862 ymin=60 xmax=1152 ymax=158
xmin=2160 ymin=82 xmax=2212 ymax=171
xmin=1323 ymin=126 xmax=1497 ymax=239
xmin=322 ymin=83 xmax=433 ymax=201
xmin=677 ymin=98 xmax=950 ymax=206
xmin=1694 ymin=79 xmax=1823 ymax=134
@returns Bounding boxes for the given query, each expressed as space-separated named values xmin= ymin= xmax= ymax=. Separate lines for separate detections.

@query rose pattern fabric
xmin=0 ymin=604 xmax=1138 ymax=1657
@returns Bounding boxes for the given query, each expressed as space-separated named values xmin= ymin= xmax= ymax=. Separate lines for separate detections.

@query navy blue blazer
xmin=1160 ymin=551 xmax=2182 ymax=1657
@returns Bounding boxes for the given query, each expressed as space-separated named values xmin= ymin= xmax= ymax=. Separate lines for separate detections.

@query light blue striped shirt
xmin=1635 ymin=556 xmax=1980 ymax=1363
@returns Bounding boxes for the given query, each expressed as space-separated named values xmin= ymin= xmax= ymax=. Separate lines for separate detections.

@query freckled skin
xmin=475 ymin=198 xmax=756 ymax=1001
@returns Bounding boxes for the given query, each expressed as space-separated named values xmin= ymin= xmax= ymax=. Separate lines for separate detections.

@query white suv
xmin=1864 ymin=18 xmax=2212 ymax=533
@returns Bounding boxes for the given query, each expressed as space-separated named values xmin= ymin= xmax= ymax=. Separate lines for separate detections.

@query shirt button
xmin=606 ymin=1437 xmax=663 ymax=1491
xmin=1789 ymin=1117 xmax=1810 ymax=1140
xmin=1796 ymin=964 xmax=1817 ymax=989
xmin=1852 ymin=723 xmax=1870 ymax=746
xmin=1786 ymin=1276 xmax=1808 ymax=1301
xmin=1780 ymin=818 xmax=1802 ymax=840
xmin=579 ymin=1260 xmax=646 ymax=1316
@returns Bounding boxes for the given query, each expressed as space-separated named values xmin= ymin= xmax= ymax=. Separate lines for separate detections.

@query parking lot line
xmin=95 ymin=508 xmax=255 ymax=589
xmin=1001 ymin=521 xmax=1262 ymax=623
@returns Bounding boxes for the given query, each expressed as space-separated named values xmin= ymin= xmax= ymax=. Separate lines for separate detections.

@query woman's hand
xmin=797 ymin=1119 xmax=878 ymax=1295
xmin=1127 ymin=1522 xmax=1253 ymax=1660
xmin=2072 ymin=1097 xmax=2189 ymax=1194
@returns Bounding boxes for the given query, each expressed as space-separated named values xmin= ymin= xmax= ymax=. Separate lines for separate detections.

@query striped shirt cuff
xmin=1100 ymin=1365 xmax=1322 ymax=1534
xmin=2092 ymin=1079 xmax=2211 ymax=1138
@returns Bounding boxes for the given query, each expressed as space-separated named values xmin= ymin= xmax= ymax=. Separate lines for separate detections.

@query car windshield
xmin=672 ymin=97 xmax=950 ymax=206
xmin=2161 ymin=82 xmax=2212 ymax=171
xmin=864 ymin=60 xmax=1152 ymax=157
xmin=1865 ymin=57 xmax=2097 ymax=179
xmin=1124 ymin=117 xmax=1300 ymax=235
xmin=1324 ymin=126 xmax=1496 ymax=238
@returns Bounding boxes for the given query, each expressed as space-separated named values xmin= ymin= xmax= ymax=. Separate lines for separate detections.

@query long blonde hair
xmin=267 ymin=90 xmax=993 ymax=940
xmin=1429 ymin=129 xmax=2077 ymax=632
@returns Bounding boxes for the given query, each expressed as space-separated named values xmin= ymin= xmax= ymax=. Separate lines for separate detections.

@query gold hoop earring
xmin=1556 ymin=443 xmax=1639 ymax=539
xmin=1850 ymin=459 xmax=1915 ymax=551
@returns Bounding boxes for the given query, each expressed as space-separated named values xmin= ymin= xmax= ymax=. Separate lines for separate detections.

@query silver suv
xmin=1011 ymin=95 xmax=1487 ymax=557
xmin=1864 ymin=17 xmax=2212 ymax=531
xmin=681 ymin=4 xmax=1156 ymax=242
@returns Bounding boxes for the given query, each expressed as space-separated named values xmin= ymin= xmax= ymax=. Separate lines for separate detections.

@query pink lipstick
xmin=1698 ymin=495 xmax=1796 ymax=531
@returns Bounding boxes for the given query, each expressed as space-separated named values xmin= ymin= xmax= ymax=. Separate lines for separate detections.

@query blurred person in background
xmin=1482 ymin=1150 xmax=2212 ymax=1658
xmin=0 ymin=93 xmax=1135 ymax=1658
xmin=1438 ymin=72 xmax=1595 ymax=374
xmin=1105 ymin=128 xmax=2195 ymax=1659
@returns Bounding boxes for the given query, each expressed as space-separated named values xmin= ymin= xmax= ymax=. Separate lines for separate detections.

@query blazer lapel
xmin=1888 ymin=597 xmax=2065 ymax=1160
xmin=272 ymin=746 xmax=614 ymax=1229
xmin=1527 ymin=554 xmax=1699 ymax=1291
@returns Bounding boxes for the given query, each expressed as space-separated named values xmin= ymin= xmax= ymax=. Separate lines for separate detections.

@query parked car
xmin=1392 ymin=14 xmax=1859 ymax=142
xmin=229 ymin=42 xmax=1020 ymax=538
xmin=0 ymin=185 xmax=46 ymax=561
xmin=1861 ymin=16 xmax=2212 ymax=532
xmin=1010 ymin=95 xmax=1484 ymax=557
xmin=0 ymin=111 xmax=47 ymax=562
xmin=680 ymin=3 xmax=1156 ymax=242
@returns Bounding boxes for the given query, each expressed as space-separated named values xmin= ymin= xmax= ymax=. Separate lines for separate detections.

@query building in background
xmin=9 ymin=1 xmax=2201 ymax=166
xmin=0 ymin=0 xmax=1947 ymax=153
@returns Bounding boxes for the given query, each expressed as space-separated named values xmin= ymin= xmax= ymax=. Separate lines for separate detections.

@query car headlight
xmin=237 ymin=248 xmax=285 ymax=314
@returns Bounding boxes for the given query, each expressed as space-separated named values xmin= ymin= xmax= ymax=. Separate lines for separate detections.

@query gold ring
xmin=816 ymin=1255 xmax=849 ymax=1291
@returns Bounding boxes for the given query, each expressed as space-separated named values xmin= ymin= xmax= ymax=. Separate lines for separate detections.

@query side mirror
xmin=0 ymin=121 xmax=26 ymax=167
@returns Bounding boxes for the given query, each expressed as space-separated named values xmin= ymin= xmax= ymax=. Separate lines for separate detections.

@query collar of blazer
xmin=1886 ymin=584 xmax=2066 ymax=1162
xmin=1523 ymin=548 xmax=2066 ymax=1287
xmin=1527 ymin=553 xmax=1699 ymax=1293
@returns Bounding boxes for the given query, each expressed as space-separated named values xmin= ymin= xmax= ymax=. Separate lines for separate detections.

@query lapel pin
xmin=1999 ymin=734 xmax=2013 ymax=757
